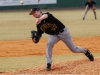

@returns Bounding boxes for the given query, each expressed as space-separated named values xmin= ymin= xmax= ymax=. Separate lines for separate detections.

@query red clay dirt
xmin=0 ymin=36 xmax=100 ymax=75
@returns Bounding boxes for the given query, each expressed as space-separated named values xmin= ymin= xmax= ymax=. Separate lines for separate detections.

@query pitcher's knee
xmin=69 ymin=46 xmax=84 ymax=53
xmin=47 ymin=41 xmax=54 ymax=48
xmin=69 ymin=47 xmax=77 ymax=52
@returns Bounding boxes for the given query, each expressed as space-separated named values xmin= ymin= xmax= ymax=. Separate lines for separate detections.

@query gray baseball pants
xmin=46 ymin=27 xmax=87 ymax=64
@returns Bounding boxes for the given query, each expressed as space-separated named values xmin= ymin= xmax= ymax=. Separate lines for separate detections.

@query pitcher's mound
xmin=1 ymin=58 xmax=100 ymax=75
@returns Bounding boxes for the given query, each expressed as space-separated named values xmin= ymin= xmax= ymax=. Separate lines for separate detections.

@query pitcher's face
xmin=32 ymin=10 xmax=42 ymax=18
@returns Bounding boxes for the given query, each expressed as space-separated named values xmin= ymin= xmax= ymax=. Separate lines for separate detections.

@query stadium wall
xmin=0 ymin=0 xmax=100 ymax=10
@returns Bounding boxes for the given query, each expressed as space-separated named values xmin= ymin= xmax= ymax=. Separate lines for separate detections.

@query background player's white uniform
xmin=83 ymin=0 xmax=97 ymax=20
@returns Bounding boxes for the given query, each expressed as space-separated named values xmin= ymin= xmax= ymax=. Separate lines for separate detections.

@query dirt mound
xmin=1 ymin=58 xmax=100 ymax=75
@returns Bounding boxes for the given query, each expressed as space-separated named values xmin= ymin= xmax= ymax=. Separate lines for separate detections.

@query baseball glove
xmin=31 ymin=30 xmax=40 ymax=43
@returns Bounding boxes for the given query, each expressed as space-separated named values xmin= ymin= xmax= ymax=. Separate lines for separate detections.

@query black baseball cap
xmin=29 ymin=8 xmax=40 ymax=15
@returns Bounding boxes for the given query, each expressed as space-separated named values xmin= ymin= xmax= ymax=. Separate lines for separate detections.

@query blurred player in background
xmin=83 ymin=0 xmax=97 ymax=20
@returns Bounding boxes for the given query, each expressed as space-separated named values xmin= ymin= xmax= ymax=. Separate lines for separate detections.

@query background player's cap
xmin=29 ymin=8 xmax=40 ymax=15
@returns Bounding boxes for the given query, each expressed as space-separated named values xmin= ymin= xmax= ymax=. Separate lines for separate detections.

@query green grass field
xmin=0 ymin=53 xmax=100 ymax=72
xmin=0 ymin=8 xmax=100 ymax=72
xmin=0 ymin=8 xmax=100 ymax=40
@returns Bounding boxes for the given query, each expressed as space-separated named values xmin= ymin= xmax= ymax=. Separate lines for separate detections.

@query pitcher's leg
xmin=62 ymin=33 xmax=94 ymax=61
xmin=63 ymin=33 xmax=86 ymax=53
xmin=46 ymin=35 xmax=60 ymax=64
xmin=59 ymin=27 xmax=86 ymax=53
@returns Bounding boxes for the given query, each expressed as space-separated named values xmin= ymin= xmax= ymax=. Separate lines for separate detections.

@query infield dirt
xmin=0 ymin=36 xmax=100 ymax=75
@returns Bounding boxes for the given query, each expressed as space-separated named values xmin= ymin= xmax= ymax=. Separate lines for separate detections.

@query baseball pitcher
xmin=29 ymin=8 xmax=94 ymax=71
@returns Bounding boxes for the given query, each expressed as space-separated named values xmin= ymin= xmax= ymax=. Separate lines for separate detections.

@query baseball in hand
xmin=20 ymin=1 xmax=24 ymax=4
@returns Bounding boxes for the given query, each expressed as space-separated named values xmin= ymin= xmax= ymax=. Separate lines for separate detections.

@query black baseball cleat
xmin=95 ymin=17 xmax=97 ymax=20
xmin=46 ymin=63 xmax=51 ymax=71
xmin=83 ymin=17 xmax=85 ymax=20
xmin=85 ymin=50 xmax=94 ymax=61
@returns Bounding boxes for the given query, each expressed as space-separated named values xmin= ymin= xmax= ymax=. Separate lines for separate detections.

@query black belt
xmin=56 ymin=29 xmax=64 ymax=35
